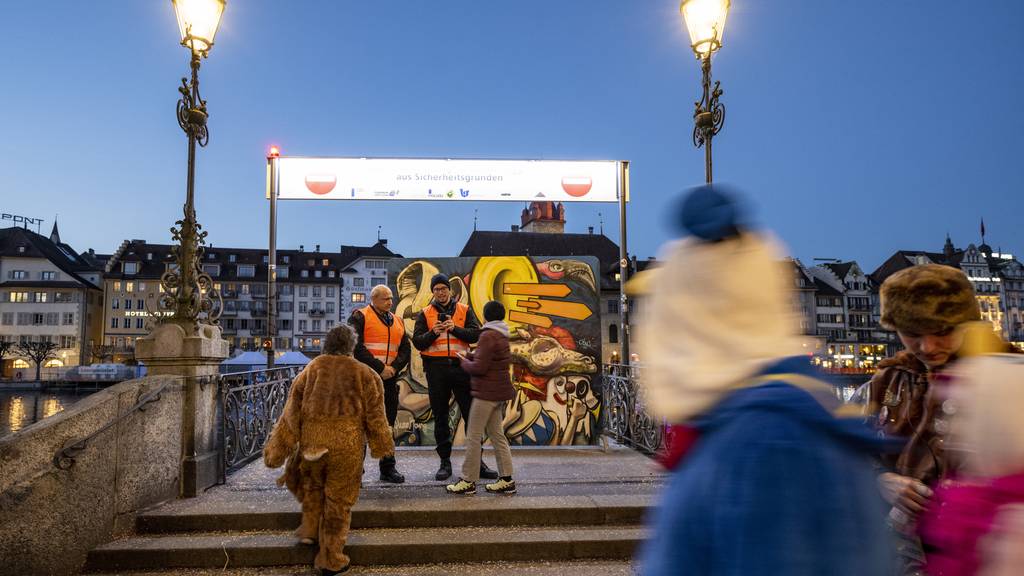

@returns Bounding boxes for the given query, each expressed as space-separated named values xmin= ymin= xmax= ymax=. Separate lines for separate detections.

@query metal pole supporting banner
xmin=617 ymin=161 xmax=630 ymax=366
xmin=267 ymin=155 xmax=278 ymax=367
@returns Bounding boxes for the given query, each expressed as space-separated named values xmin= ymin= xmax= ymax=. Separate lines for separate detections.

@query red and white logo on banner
xmin=305 ymin=174 xmax=337 ymax=195
xmin=561 ymin=176 xmax=592 ymax=197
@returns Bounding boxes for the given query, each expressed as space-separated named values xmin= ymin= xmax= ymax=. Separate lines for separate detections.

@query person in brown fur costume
xmin=264 ymin=324 xmax=394 ymax=576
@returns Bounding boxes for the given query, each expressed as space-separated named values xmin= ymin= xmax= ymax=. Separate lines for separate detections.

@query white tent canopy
xmin=221 ymin=351 xmax=268 ymax=365
xmin=276 ymin=351 xmax=312 ymax=365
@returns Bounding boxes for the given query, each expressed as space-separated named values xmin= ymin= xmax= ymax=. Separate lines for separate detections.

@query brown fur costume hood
xmin=880 ymin=264 xmax=979 ymax=334
xmin=263 ymin=354 xmax=394 ymax=496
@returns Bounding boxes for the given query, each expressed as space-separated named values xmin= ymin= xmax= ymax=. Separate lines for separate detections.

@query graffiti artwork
xmin=389 ymin=256 xmax=602 ymax=446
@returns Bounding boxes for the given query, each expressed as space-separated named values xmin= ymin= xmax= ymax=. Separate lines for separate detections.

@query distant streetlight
xmin=161 ymin=0 xmax=226 ymax=327
xmin=680 ymin=0 xmax=729 ymax=183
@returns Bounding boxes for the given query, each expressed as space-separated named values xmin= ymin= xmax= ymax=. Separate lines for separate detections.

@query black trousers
xmin=379 ymin=377 xmax=400 ymax=472
xmin=424 ymin=358 xmax=473 ymax=460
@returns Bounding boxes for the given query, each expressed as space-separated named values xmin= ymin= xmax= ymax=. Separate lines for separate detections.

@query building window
xmin=111 ymin=318 xmax=119 ymax=329
xmin=299 ymin=302 xmax=308 ymax=313
xmin=371 ymin=278 xmax=386 ymax=287
xmin=609 ymin=324 xmax=619 ymax=344
xmin=1 ymin=313 xmax=12 ymax=325
xmin=203 ymin=264 xmax=220 ymax=276
xmin=321 ymin=258 xmax=329 ymax=266
xmin=299 ymin=320 xmax=308 ymax=331
xmin=301 ymin=270 xmax=309 ymax=278
xmin=326 ymin=320 xmax=334 ymax=330
xmin=238 ymin=265 xmax=255 ymax=277
xmin=229 ymin=254 xmax=237 ymax=262
xmin=299 ymin=286 xmax=308 ymax=297
xmin=114 ymin=281 xmax=122 ymax=292
xmin=136 ymin=318 xmax=144 ymax=329
xmin=125 ymin=299 xmax=133 ymax=310
xmin=8 ymin=270 xmax=28 ymax=280
xmin=351 ymin=293 xmax=366 ymax=303
xmin=607 ymin=299 xmax=619 ymax=314
xmin=9 ymin=291 xmax=29 ymax=303
xmin=126 ymin=281 xmax=134 ymax=293
xmin=124 ymin=262 xmax=139 ymax=274
xmin=112 ymin=298 xmax=120 ymax=309
xmin=329 ymin=271 xmax=336 ymax=278
xmin=263 ymin=255 xmax=269 ymax=264
xmin=33 ymin=292 xmax=48 ymax=303
xmin=54 ymin=292 xmax=72 ymax=303
xmin=240 ymin=319 xmax=249 ymax=330
xmin=278 ymin=266 xmax=289 ymax=278
xmin=366 ymin=260 xmax=385 ymax=269
xmin=45 ymin=312 xmax=58 ymax=325
xmin=325 ymin=302 xmax=334 ymax=314
xmin=326 ymin=286 xmax=336 ymax=298
xmin=41 ymin=271 xmax=56 ymax=280
xmin=137 ymin=299 xmax=144 ymax=309
xmin=63 ymin=312 xmax=74 ymax=325
xmin=312 ymin=320 xmax=321 ymax=332
xmin=353 ymin=277 xmax=365 ymax=287
xmin=312 ymin=286 xmax=322 ymax=298
xmin=282 ymin=255 xmax=290 ymax=264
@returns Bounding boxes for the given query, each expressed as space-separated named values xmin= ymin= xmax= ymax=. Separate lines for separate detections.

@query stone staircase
xmin=82 ymin=447 xmax=661 ymax=575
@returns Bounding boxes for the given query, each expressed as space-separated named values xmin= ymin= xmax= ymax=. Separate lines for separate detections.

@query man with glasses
xmin=412 ymin=273 xmax=498 ymax=481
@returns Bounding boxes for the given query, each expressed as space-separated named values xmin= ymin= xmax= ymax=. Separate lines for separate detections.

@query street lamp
xmin=680 ymin=0 xmax=729 ymax=183
xmin=160 ymin=0 xmax=226 ymax=329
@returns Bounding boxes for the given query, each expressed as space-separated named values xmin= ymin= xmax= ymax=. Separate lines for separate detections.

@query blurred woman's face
xmin=897 ymin=326 xmax=965 ymax=369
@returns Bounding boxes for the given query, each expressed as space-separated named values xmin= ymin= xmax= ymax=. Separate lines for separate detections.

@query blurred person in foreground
xmin=638 ymin=185 xmax=896 ymax=576
xmin=864 ymin=264 xmax=1012 ymax=574
xmin=264 ymin=324 xmax=394 ymax=576
xmin=915 ymin=324 xmax=1024 ymax=576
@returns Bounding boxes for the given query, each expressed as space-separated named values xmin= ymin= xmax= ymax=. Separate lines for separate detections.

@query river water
xmin=0 ymin=390 xmax=94 ymax=438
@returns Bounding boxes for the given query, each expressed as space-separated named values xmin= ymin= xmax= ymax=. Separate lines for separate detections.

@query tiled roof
xmin=0 ymin=226 xmax=101 ymax=289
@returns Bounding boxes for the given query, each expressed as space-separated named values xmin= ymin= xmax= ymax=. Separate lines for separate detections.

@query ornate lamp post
xmin=680 ymin=0 xmax=729 ymax=183
xmin=160 ymin=0 xmax=226 ymax=329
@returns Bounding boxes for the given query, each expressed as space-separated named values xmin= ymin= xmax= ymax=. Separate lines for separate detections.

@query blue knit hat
xmin=675 ymin=184 xmax=743 ymax=241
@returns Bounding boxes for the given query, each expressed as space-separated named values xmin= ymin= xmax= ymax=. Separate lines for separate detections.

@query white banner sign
xmin=273 ymin=157 xmax=627 ymax=203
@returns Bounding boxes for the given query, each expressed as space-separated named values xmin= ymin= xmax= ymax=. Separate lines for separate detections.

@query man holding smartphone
xmin=412 ymin=273 xmax=497 ymax=481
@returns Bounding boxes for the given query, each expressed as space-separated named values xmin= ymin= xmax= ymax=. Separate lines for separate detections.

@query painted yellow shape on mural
xmin=503 ymin=283 xmax=572 ymax=298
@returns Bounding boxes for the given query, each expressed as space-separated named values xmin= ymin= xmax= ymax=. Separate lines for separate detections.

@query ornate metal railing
xmin=601 ymin=363 xmax=664 ymax=454
xmin=218 ymin=366 xmax=299 ymax=477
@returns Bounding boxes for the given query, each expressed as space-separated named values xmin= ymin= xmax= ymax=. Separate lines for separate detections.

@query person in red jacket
xmin=446 ymin=300 xmax=517 ymax=495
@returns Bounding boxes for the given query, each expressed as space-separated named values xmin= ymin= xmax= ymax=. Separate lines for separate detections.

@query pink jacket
xmin=918 ymin=473 xmax=1024 ymax=576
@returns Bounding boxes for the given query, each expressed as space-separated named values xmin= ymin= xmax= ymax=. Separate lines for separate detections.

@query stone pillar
xmin=135 ymin=322 xmax=229 ymax=497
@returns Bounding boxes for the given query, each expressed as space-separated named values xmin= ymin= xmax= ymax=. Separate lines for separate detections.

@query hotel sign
xmin=2 ymin=212 xmax=44 ymax=228
xmin=272 ymin=157 xmax=628 ymax=203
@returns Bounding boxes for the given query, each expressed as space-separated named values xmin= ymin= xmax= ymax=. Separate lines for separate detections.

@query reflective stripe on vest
xmin=359 ymin=306 xmax=405 ymax=364
xmin=422 ymin=302 xmax=470 ymax=357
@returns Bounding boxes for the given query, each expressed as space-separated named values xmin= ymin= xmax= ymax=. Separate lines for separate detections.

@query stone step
xmin=137 ymin=492 xmax=655 ymax=533
xmin=84 ymin=525 xmax=647 ymax=572
xmin=85 ymin=559 xmax=637 ymax=575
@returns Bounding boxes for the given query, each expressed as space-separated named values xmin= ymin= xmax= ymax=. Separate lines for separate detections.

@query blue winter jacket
xmin=641 ymin=357 xmax=897 ymax=576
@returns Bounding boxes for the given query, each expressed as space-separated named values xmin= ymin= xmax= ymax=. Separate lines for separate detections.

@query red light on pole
xmin=268 ymin=145 xmax=280 ymax=158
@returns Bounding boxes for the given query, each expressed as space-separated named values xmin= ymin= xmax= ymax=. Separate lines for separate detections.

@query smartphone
xmin=438 ymin=312 xmax=450 ymax=322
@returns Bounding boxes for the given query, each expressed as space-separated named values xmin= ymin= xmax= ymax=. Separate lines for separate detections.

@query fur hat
xmin=430 ymin=273 xmax=450 ymax=290
xmin=880 ymin=264 xmax=979 ymax=334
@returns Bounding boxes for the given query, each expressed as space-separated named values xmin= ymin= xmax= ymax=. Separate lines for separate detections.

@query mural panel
xmin=388 ymin=256 xmax=602 ymax=446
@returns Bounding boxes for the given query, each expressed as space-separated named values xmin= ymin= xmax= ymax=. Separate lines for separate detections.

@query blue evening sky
xmin=2 ymin=1 xmax=1022 ymax=271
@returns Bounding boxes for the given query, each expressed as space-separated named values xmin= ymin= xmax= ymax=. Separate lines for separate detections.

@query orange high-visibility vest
xmin=358 ymin=306 xmax=405 ymax=365
xmin=422 ymin=302 xmax=470 ymax=357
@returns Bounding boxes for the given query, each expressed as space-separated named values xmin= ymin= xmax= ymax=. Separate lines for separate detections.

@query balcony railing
xmin=308 ymin=309 xmax=325 ymax=318
xmin=601 ymin=363 xmax=664 ymax=454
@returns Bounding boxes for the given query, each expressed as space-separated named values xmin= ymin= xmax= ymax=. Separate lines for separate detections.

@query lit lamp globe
xmin=172 ymin=0 xmax=226 ymax=55
xmin=680 ymin=0 xmax=730 ymax=58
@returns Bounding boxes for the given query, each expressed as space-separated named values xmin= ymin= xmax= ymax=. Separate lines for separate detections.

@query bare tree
xmin=88 ymin=344 xmax=116 ymax=364
xmin=0 ymin=340 xmax=12 ymax=362
xmin=16 ymin=341 xmax=59 ymax=381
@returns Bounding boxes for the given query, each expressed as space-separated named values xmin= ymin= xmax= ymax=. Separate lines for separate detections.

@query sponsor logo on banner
xmin=460 ymin=188 xmax=470 ymax=198
xmin=305 ymin=174 xmax=337 ymax=195
xmin=561 ymin=176 xmax=592 ymax=197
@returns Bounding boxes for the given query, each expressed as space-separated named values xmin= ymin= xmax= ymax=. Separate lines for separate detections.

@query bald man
xmin=348 ymin=284 xmax=411 ymax=483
